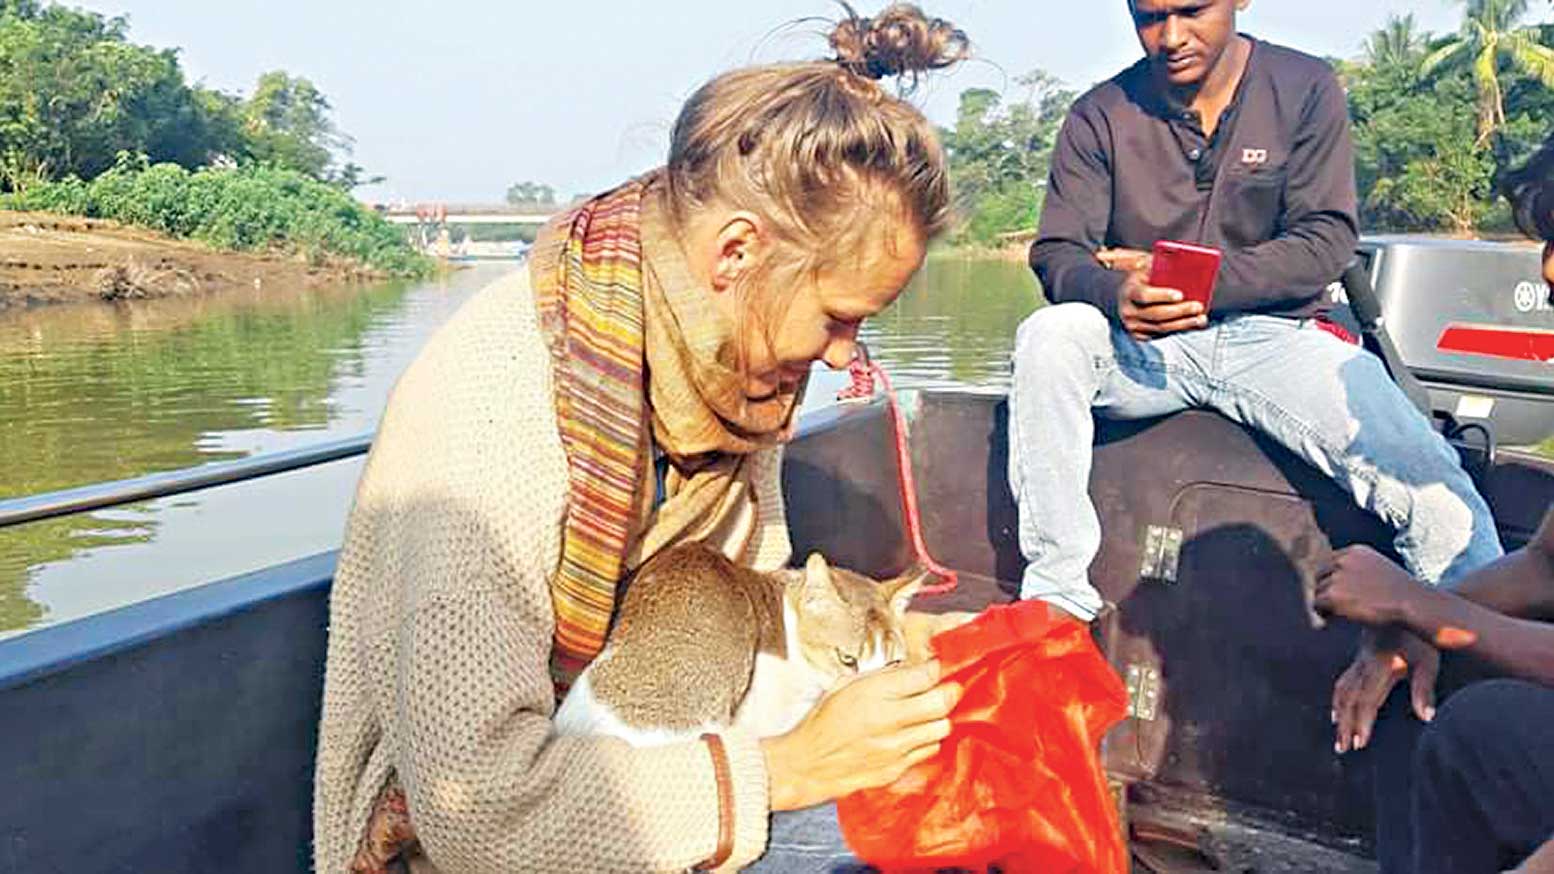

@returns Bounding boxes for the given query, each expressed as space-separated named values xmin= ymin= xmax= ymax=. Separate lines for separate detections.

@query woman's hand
xmin=761 ymin=660 xmax=961 ymax=811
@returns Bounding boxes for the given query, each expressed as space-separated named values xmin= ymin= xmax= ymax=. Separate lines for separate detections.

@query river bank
xmin=0 ymin=211 xmax=402 ymax=309
xmin=936 ymin=239 xmax=1031 ymax=262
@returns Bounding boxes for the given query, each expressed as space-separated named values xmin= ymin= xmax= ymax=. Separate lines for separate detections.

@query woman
xmin=313 ymin=6 xmax=971 ymax=873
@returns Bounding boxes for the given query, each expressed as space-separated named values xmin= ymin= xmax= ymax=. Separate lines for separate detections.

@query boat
xmin=1 ymin=238 xmax=1550 ymax=873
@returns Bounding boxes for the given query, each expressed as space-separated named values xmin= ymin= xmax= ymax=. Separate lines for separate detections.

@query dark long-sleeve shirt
xmin=1031 ymin=38 xmax=1359 ymax=321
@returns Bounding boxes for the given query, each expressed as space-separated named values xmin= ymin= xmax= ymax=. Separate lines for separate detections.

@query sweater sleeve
xmin=1030 ymin=101 xmax=1128 ymax=318
xmin=334 ymin=271 xmax=771 ymax=874
xmin=395 ymin=583 xmax=769 ymax=874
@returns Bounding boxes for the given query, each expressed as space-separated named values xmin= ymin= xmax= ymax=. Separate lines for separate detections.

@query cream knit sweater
xmin=313 ymin=269 xmax=788 ymax=874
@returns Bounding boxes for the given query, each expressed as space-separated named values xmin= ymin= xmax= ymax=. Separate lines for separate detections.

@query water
xmin=0 ymin=256 xmax=1040 ymax=637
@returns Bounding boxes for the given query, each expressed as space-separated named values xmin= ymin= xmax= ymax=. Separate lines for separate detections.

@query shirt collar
xmin=1146 ymin=35 xmax=1259 ymax=126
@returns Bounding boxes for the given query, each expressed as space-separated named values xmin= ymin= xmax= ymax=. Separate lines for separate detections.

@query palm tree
xmin=1364 ymin=13 xmax=1428 ymax=70
xmin=1422 ymin=0 xmax=1554 ymax=146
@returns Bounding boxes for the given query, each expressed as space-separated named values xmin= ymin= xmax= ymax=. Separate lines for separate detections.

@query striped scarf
xmin=530 ymin=173 xmax=801 ymax=692
xmin=530 ymin=176 xmax=654 ymax=691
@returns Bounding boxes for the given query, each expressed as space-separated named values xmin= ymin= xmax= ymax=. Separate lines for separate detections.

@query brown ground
xmin=0 ymin=211 xmax=385 ymax=309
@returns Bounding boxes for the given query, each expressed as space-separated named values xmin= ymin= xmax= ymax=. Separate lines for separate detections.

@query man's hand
xmin=1314 ymin=546 xmax=1427 ymax=627
xmin=1096 ymin=247 xmax=1153 ymax=274
xmin=1507 ymin=835 xmax=1554 ymax=873
xmin=1331 ymin=627 xmax=1439 ymax=754
xmin=1099 ymin=247 xmax=1207 ymax=341
xmin=1118 ymin=274 xmax=1208 ymax=341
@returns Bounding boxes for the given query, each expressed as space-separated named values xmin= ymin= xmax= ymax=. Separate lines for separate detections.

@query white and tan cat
xmin=553 ymin=542 xmax=930 ymax=746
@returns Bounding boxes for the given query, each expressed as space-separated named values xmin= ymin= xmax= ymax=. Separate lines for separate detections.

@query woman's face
xmin=1544 ymin=241 xmax=1553 ymax=292
xmin=740 ymin=217 xmax=926 ymax=401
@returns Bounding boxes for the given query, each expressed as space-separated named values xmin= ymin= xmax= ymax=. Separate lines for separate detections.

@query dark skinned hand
xmin=1330 ymin=626 xmax=1438 ymax=754
xmin=1314 ymin=545 xmax=1426 ymax=627
xmin=1098 ymin=247 xmax=1208 ymax=341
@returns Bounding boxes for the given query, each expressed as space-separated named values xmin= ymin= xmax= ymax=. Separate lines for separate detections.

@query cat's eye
xmin=837 ymin=650 xmax=858 ymax=670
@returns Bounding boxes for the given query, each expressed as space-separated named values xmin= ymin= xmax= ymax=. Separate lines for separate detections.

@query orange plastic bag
xmin=836 ymin=601 xmax=1129 ymax=874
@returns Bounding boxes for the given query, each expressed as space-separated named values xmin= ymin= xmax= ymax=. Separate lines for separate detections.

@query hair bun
xmin=830 ymin=3 xmax=969 ymax=82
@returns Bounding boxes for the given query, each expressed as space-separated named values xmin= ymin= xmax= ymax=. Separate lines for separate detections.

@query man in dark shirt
xmin=1312 ymin=135 xmax=1554 ymax=874
xmin=1008 ymin=0 xmax=1502 ymax=762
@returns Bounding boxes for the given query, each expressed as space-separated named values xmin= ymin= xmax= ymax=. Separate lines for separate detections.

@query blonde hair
xmin=664 ymin=4 xmax=968 ymax=307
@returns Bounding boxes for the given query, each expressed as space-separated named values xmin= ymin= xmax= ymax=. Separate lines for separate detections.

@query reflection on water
xmin=0 ymin=256 xmax=1039 ymax=636
xmin=805 ymin=255 xmax=1041 ymax=402
xmin=0 ymin=265 xmax=509 ymax=635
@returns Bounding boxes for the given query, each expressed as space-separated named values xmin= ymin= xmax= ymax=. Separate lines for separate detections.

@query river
xmin=0 ymin=257 xmax=1041 ymax=637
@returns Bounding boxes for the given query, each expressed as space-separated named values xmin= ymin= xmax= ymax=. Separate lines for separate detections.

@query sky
xmin=70 ymin=1 xmax=1549 ymax=205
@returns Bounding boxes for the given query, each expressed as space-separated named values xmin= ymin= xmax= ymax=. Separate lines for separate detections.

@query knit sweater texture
xmin=313 ymin=268 xmax=788 ymax=873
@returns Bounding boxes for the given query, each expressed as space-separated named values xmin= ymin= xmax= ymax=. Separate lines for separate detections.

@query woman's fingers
xmin=892 ymin=740 xmax=943 ymax=776
xmin=868 ymin=659 xmax=941 ymax=700
xmin=892 ymin=717 xmax=953 ymax=752
xmin=888 ymin=681 xmax=962 ymax=727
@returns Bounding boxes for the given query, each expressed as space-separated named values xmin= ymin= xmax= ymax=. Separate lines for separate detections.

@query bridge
xmin=372 ymin=203 xmax=560 ymax=259
xmin=376 ymin=203 xmax=558 ymax=227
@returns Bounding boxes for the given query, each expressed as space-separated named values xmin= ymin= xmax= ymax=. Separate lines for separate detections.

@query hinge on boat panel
xmin=1140 ymin=525 xmax=1183 ymax=583
xmin=1125 ymin=663 xmax=1161 ymax=722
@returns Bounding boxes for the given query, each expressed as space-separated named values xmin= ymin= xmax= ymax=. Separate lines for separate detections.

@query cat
xmin=553 ymin=541 xmax=927 ymax=746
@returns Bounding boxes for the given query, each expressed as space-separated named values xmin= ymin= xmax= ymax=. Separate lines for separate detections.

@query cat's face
xmin=790 ymin=553 xmax=927 ymax=686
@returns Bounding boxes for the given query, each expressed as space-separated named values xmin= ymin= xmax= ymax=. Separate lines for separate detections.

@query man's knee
xmin=1416 ymin=680 xmax=1541 ymax=775
xmin=1014 ymin=303 xmax=1112 ymax=367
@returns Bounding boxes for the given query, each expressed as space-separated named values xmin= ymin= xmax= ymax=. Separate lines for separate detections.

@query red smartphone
xmin=1148 ymin=240 xmax=1222 ymax=309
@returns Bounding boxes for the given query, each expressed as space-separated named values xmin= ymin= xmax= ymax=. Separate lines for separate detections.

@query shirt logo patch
xmin=1241 ymin=148 xmax=1269 ymax=166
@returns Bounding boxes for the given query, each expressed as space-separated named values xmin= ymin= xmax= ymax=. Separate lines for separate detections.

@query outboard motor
xmin=1336 ymin=237 xmax=1554 ymax=454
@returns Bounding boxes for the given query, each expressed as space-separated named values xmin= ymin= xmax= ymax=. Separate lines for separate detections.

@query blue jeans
xmin=744 ymin=804 xmax=868 ymax=873
xmin=1007 ymin=304 xmax=1503 ymax=619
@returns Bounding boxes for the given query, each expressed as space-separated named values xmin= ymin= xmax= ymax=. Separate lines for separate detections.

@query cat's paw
xmin=902 ymin=610 xmax=980 ymax=663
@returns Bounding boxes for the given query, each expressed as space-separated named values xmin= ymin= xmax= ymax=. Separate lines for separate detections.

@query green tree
xmin=505 ymin=180 xmax=556 ymax=206
xmin=1364 ymin=13 xmax=1427 ymax=68
xmin=242 ymin=70 xmax=349 ymax=181
xmin=0 ymin=2 xmax=219 ymax=189
xmin=5 ymin=156 xmax=431 ymax=276
xmin=0 ymin=3 xmax=378 ymax=191
xmin=1421 ymin=0 xmax=1554 ymax=145
xmin=1347 ymin=33 xmax=1498 ymax=233
xmin=941 ymin=71 xmax=1073 ymax=244
xmin=1344 ymin=10 xmax=1554 ymax=234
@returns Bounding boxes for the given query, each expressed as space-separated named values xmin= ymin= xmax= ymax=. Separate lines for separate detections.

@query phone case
xmin=1149 ymin=241 xmax=1222 ymax=308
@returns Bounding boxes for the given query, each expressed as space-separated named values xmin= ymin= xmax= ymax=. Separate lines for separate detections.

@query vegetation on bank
xmin=4 ymin=156 xmax=432 ymax=277
xmin=941 ymin=1 xmax=1554 ymax=244
xmin=0 ymin=0 xmax=427 ymax=279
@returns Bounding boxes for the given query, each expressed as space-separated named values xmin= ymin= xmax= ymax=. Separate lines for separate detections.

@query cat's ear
xmin=884 ymin=568 xmax=931 ymax=617
xmin=802 ymin=552 xmax=841 ymax=605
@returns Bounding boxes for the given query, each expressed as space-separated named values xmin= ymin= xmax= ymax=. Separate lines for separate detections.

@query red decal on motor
xmin=1437 ymin=324 xmax=1554 ymax=362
